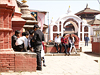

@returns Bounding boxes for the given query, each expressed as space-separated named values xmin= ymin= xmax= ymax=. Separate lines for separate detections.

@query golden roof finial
xmin=52 ymin=17 xmax=53 ymax=19
xmin=69 ymin=5 xmax=70 ymax=8
xmin=86 ymin=4 xmax=88 ymax=8
xmin=22 ymin=0 xmax=27 ymax=3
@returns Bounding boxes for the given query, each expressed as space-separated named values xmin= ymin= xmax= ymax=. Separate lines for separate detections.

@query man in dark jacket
xmin=84 ymin=35 xmax=89 ymax=46
xmin=12 ymin=30 xmax=20 ymax=51
xmin=32 ymin=24 xmax=44 ymax=70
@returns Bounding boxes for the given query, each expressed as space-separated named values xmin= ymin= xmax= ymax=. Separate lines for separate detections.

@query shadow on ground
xmin=84 ymin=52 xmax=100 ymax=57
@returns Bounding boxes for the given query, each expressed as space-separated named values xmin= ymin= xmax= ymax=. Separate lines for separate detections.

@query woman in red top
xmin=61 ymin=34 xmax=69 ymax=55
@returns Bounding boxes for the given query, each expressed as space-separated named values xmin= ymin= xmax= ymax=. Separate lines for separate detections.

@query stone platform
xmin=45 ymin=45 xmax=81 ymax=53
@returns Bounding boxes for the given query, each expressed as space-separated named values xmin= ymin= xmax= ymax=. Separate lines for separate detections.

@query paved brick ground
xmin=0 ymin=43 xmax=100 ymax=75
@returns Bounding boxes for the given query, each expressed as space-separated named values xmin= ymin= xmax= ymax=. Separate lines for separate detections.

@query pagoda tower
xmin=20 ymin=0 xmax=38 ymax=31
xmin=75 ymin=4 xmax=100 ymax=22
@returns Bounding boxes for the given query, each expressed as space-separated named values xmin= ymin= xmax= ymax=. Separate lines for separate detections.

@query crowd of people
xmin=54 ymin=34 xmax=77 ymax=55
xmin=12 ymin=24 xmax=89 ymax=71
xmin=12 ymin=24 xmax=46 ymax=71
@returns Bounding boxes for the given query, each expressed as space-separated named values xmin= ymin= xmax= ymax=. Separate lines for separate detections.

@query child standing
xmin=41 ymin=42 xmax=46 ymax=67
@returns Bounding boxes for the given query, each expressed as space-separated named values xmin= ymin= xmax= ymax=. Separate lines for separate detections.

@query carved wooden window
xmin=53 ymin=33 xmax=57 ymax=40
xmin=84 ymin=26 xmax=88 ymax=32
xmin=59 ymin=21 xmax=61 ymax=32
xmin=53 ymin=25 xmax=57 ymax=31
xmin=8 ymin=0 xmax=10 ymax=2
xmin=80 ymin=25 xmax=82 ymax=32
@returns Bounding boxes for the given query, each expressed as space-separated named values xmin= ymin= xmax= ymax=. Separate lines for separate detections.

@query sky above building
xmin=17 ymin=0 xmax=100 ymax=25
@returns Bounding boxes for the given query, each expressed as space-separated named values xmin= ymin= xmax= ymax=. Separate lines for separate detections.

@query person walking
xmin=84 ymin=35 xmax=89 ymax=46
xmin=54 ymin=34 xmax=62 ymax=53
xmin=32 ymin=24 xmax=44 ymax=71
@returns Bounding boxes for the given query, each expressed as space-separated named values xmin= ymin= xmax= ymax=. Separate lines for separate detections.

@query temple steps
xmin=45 ymin=52 xmax=80 ymax=56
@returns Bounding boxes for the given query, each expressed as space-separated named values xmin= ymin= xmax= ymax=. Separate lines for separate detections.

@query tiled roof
xmin=88 ymin=19 xmax=100 ymax=25
xmin=75 ymin=8 xmax=100 ymax=15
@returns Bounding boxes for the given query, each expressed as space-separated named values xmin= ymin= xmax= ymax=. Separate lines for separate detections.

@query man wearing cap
xmin=32 ymin=24 xmax=44 ymax=70
xmin=12 ymin=30 xmax=20 ymax=51
xmin=55 ymin=34 xmax=62 ymax=53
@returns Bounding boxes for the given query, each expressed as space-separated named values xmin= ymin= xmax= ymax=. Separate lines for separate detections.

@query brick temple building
xmin=0 ymin=0 xmax=37 ymax=72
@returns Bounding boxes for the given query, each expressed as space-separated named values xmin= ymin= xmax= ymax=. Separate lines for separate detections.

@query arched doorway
xmin=63 ymin=18 xmax=78 ymax=35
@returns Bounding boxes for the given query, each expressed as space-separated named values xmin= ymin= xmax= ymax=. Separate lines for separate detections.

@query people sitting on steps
xmin=15 ymin=31 xmax=29 ymax=52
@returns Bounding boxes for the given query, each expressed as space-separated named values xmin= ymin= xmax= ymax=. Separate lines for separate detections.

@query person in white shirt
xmin=55 ymin=34 xmax=62 ymax=53
xmin=15 ymin=31 xmax=29 ymax=52
xmin=68 ymin=34 xmax=77 ymax=55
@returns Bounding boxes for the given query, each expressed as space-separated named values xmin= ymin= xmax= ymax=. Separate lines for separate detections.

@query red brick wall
xmin=0 ymin=53 xmax=37 ymax=72
xmin=92 ymin=42 xmax=100 ymax=54
xmin=45 ymin=45 xmax=70 ymax=53
xmin=15 ymin=53 xmax=37 ymax=72
xmin=0 ymin=54 xmax=15 ymax=72
xmin=12 ymin=21 xmax=25 ymax=36
xmin=0 ymin=5 xmax=13 ymax=51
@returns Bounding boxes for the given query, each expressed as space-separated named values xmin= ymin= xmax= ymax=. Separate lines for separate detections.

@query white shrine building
xmin=49 ymin=6 xmax=91 ymax=42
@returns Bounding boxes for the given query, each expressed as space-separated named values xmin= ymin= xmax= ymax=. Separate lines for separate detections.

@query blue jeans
xmin=62 ymin=44 xmax=68 ymax=53
xmin=55 ymin=43 xmax=62 ymax=53
xmin=85 ymin=41 xmax=88 ymax=46
xmin=34 ymin=44 xmax=42 ymax=69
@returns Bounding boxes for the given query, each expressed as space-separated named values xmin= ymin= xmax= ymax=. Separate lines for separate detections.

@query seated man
xmin=12 ymin=30 xmax=20 ymax=51
xmin=61 ymin=34 xmax=69 ymax=55
xmin=15 ymin=31 xmax=29 ymax=52
xmin=55 ymin=34 xmax=62 ymax=53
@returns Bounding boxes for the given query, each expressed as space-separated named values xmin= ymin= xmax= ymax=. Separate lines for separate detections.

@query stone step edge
xmin=45 ymin=53 xmax=80 ymax=56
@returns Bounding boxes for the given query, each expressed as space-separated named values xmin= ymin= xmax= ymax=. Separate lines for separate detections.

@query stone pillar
xmin=82 ymin=26 xmax=84 ymax=41
xmin=88 ymin=26 xmax=91 ymax=41
xmin=78 ymin=22 xmax=80 ymax=39
xmin=61 ymin=20 xmax=64 ymax=36
xmin=50 ymin=25 xmax=53 ymax=40
xmin=0 ymin=4 xmax=15 ymax=52
xmin=78 ymin=21 xmax=81 ymax=48
xmin=58 ymin=22 xmax=60 ymax=33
